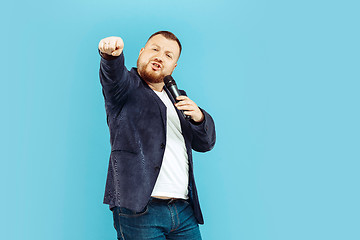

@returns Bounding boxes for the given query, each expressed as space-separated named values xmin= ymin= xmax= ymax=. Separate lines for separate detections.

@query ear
xmin=139 ymin=48 xmax=144 ymax=56
xmin=170 ymin=63 xmax=177 ymax=74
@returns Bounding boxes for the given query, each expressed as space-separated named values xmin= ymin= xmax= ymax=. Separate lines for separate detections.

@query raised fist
xmin=98 ymin=36 xmax=124 ymax=56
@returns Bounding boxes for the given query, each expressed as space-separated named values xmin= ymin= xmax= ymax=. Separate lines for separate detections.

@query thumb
xmin=111 ymin=49 xmax=122 ymax=56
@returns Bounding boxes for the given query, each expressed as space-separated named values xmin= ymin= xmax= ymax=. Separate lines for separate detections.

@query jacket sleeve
xmin=189 ymin=107 xmax=216 ymax=152
xmin=178 ymin=90 xmax=216 ymax=152
xmin=99 ymin=52 xmax=135 ymax=110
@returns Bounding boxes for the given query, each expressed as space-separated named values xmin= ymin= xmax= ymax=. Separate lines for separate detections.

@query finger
xmin=176 ymin=104 xmax=196 ymax=111
xmin=110 ymin=40 xmax=116 ymax=51
xmin=176 ymin=96 xmax=189 ymax=101
xmin=176 ymin=103 xmax=192 ymax=109
xmin=106 ymin=42 xmax=112 ymax=51
xmin=115 ymin=39 xmax=120 ymax=48
xmin=183 ymin=110 xmax=195 ymax=116
xmin=103 ymin=41 xmax=108 ymax=51
xmin=115 ymin=38 xmax=123 ymax=49
xmin=175 ymin=99 xmax=194 ymax=107
xmin=99 ymin=41 xmax=105 ymax=52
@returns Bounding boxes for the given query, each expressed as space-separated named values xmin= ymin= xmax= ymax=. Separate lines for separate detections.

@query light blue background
xmin=1 ymin=0 xmax=359 ymax=239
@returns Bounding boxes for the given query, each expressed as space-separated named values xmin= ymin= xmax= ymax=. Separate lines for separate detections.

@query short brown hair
xmin=147 ymin=31 xmax=182 ymax=57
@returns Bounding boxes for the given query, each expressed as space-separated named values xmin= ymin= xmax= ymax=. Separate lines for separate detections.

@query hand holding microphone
xmin=164 ymin=75 xmax=204 ymax=123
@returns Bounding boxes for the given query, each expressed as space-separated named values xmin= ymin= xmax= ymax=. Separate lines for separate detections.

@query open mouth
xmin=151 ymin=62 xmax=162 ymax=71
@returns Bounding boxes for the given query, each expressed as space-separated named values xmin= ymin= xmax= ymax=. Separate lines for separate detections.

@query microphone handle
xmin=168 ymin=85 xmax=191 ymax=120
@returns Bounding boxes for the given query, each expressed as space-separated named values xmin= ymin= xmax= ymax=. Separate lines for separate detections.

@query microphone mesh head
xmin=163 ymin=75 xmax=176 ymax=88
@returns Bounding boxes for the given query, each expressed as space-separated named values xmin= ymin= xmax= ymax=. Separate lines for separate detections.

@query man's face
xmin=137 ymin=34 xmax=180 ymax=83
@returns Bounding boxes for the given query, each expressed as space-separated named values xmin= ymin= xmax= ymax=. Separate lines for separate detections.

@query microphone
xmin=163 ymin=75 xmax=191 ymax=120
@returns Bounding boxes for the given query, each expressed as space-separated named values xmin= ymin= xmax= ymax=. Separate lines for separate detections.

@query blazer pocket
xmin=111 ymin=149 xmax=138 ymax=154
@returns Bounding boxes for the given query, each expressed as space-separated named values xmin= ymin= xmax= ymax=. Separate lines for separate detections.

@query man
xmin=98 ymin=31 xmax=216 ymax=240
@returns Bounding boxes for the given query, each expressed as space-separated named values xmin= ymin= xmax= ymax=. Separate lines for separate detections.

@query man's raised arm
xmin=98 ymin=36 xmax=134 ymax=108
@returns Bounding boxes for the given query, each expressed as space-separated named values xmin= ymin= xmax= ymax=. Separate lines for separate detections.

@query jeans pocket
xmin=119 ymin=205 xmax=148 ymax=217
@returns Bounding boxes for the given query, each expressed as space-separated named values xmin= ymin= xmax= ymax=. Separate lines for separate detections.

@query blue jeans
xmin=112 ymin=198 xmax=202 ymax=240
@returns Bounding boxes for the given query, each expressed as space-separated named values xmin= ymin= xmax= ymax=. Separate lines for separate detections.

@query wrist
xmin=192 ymin=111 xmax=205 ymax=123
xmin=98 ymin=49 xmax=118 ymax=60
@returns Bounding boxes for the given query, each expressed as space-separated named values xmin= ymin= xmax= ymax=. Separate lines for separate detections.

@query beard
xmin=137 ymin=59 xmax=165 ymax=83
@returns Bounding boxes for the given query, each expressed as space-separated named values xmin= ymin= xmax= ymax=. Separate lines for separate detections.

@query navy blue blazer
xmin=99 ymin=52 xmax=216 ymax=224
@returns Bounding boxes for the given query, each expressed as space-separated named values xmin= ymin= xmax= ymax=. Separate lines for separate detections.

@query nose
xmin=154 ymin=55 xmax=163 ymax=63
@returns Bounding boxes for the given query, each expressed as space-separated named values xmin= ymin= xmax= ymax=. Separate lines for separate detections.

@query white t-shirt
xmin=151 ymin=89 xmax=189 ymax=199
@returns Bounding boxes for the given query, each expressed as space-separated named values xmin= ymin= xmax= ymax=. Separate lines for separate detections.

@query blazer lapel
xmin=140 ymin=80 xmax=167 ymax=127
